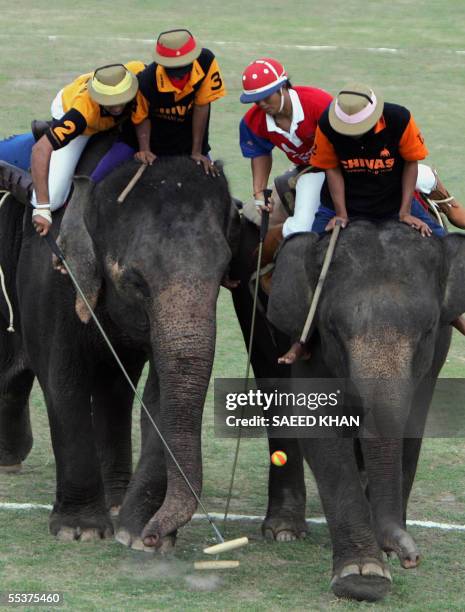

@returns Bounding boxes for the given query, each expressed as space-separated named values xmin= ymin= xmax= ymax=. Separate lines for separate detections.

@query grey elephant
xmin=0 ymin=151 xmax=239 ymax=549
xmin=267 ymin=220 xmax=465 ymax=601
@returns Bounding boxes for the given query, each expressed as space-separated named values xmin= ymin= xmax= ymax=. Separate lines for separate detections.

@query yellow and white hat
xmin=88 ymin=64 xmax=138 ymax=106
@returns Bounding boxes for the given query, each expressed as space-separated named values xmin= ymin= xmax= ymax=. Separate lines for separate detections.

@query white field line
xmin=0 ymin=34 xmax=464 ymax=55
xmin=1 ymin=503 xmax=464 ymax=532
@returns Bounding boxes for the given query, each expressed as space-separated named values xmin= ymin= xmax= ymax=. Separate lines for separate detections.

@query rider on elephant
xmin=239 ymin=57 xmax=332 ymax=241
xmin=91 ymin=28 xmax=227 ymax=181
xmin=280 ymin=81 xmax=465 ymax=364
xmin=0 ymin=62 xmax=149 ymax=237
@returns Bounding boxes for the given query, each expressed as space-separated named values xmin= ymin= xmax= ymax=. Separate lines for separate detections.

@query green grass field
xmin=1 ymin=1 xmax=465 ymax=609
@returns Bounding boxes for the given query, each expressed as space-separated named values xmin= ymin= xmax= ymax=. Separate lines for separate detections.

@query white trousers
xmin=416 ymin=163 xmax=436 ymax=194
xmin=31 ymin=89 xmax=90 ymax=210
xmin=282 ymin=171 xmax=325 ymax=238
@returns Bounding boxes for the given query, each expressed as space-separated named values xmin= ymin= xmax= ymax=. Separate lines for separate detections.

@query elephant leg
xmin=361 ymin=438 xmax=420 ymax=569
xmin=0 ymin=340 xmax=34 ymax=471
xmin=116 ymin=362 xmax=174 ymax=553
xmin=44 ymin=379 xmax=112 ymax=542
xmin=231 ymin=247 xmax=307 ymax=541
xmin=262 ymin=437 xmax=307 ymax=541
xmin=302 ymin=438 xmax=392 ymax=603
xmin=91 ymin=354 xmax=145 ymax=514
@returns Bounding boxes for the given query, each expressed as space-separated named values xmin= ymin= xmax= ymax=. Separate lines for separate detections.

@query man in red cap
xmin=92 ymin=29 xmax=226 ymax=180
xmin=239 ymin=58 xmax=332 ymax=237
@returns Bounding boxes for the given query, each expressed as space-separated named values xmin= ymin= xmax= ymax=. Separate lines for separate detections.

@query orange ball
xmin=271 ymin=450 xmax=287 ymax=466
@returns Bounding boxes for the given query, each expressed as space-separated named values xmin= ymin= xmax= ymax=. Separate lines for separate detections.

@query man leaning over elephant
xmin=90 ymin=28 xmax=226 ymax=181
xmin=30 ymin=62 xmax=151 ymax=236
xmin=280 ymin=82 xmax=465 ymax=364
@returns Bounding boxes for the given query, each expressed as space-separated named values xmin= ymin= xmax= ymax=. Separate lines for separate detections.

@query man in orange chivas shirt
xmin=309 ymin=82 xmax=445 ymax=238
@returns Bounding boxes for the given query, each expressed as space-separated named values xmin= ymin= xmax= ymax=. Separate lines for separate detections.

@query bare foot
xmin=278 ymin=341 xmax=311 ymax=365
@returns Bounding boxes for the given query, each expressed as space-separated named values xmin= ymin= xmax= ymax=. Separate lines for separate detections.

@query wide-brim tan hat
xmin=328 ymin=82 xmax=384 ymax=136
xmin=153 ymin=29 xmax=201 ymax=67
xmin=88 ymin=64 xmax=139 ymax=106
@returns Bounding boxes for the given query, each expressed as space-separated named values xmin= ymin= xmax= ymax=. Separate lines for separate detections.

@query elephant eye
xmin=124 ymin=269 xmax=151 ymax=298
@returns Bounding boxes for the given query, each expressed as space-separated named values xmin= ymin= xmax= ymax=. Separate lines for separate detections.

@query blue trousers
xmin=0 ymin=133 xmax=35 ymax=170
xmin=311 ymin=199 xmax=446 ymax=237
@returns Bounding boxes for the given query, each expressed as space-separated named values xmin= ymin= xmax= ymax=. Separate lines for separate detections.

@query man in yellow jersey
xmin=31 ymin=62 xmax=151 ymax=236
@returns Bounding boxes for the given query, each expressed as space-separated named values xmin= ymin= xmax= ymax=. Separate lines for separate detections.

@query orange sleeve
xmin=131 ymin=90 xmax=149 ymax=125
xmin=194 ymin=57 xmax=226 ymax=106
xmin=310 ymin=126 xmax=339 ymax=169
xmin=399 ymin=115 xmax=428 ymax=161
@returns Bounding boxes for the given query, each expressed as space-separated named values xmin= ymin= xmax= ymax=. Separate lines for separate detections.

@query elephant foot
xmin=115 ymin=528 xmax=176 ymax=554
xmin=331 ymin=557 xmax=392 ymax=602
xmin=0 ymin=463 xmax=22 ymax=474
xmin=378 ymin=524 xmax=420 ymax=568
xmin=50 ymin=510 xmax=113 ymax=542
xmin=262 ymin=515 xmax=308 ymax=542
xmin=55 ymin=525 xmax=113 ymax=542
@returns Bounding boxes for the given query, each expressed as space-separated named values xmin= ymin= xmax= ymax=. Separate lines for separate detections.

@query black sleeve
xmin=46 ymin=108 xmax=88 ymax=150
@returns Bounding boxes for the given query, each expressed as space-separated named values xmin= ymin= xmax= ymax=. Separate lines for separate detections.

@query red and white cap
xmin=240 ymin=58 xmax=288 ymax=103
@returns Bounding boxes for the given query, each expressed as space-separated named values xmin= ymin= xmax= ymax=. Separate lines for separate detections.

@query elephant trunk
xmin=142 ymin=281 xmax=218 ymax=546
xmin=351 ymin=376 xmax=415 ymax=540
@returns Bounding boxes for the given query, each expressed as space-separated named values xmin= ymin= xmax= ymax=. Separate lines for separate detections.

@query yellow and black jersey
xmin=135 ymin=49 xmax=226 ymax=155
xmin=46 ymin=61 xmax=147 ymax=150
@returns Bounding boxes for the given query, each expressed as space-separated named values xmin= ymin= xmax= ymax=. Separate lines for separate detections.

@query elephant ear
xmin=267 ymin=232 xmax=319 ymax=338
xmin=57 ymin=176 xmax=101 ymax=324
xmin=441 ymin=233 xmax=465 ymax=324
xmin=225 ymin=201 xmax=241 ymax=260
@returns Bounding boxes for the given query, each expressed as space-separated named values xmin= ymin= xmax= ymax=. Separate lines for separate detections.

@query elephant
xmin=0 ymin=132 xmax=309 ymax=549
xmin=266 ymin=220 xmax=465 ymax=601
xmin=0 ymin=142 xmax=241 ymax=548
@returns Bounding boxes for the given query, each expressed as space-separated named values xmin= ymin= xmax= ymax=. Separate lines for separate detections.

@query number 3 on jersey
xmin=210 ymin=71 xmax=223 ymax=91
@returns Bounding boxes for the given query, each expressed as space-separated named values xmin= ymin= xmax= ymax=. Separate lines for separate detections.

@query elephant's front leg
xmin=262 ymin=437 xmax=307 ymax=541
xmin=45 ymin=382 xmax=112 ymax=541
xmin=116 ymin=361 xmax=173 ymax=552
xmin=302 ymin=438 xmax=392 ymax=602
xmin=91 ymin=354 xmax=145 ymax=515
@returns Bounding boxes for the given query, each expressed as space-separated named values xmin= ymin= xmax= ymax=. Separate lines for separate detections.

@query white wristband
xmin=32 ymin=203 xmax=51 ymax=209
xmin=32 ymin=208 xmax=52 ymax=224
xmin=255 ymin=199 xmax=265 ymax=209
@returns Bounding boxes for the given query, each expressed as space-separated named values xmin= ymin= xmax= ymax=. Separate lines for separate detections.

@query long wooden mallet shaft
xmin=223 ymin=190 xmax=271 ymax=527
xmin=117 ymin=164 xmax=147 ymax=203
xmin=299 ymin=219 xmax=342 ymax=344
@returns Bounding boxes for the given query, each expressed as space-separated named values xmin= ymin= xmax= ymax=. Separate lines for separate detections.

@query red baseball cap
xmin=240 ymin=58 xmax=288 ymax=103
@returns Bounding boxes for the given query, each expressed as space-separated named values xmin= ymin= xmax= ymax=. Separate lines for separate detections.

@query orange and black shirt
xmin=311 ymin=103 xmax=429 ymax=217
xmin=46 ymin=61 xmax=147 ymax=150
xmin=134 ymin=49 xmax=226 ymax=155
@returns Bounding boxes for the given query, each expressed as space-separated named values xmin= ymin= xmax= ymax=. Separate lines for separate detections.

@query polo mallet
xmin=117 ymin=163 xmax=147 ymax=203
xmin=223 ymin=189 xmax=271 ymax=527
xmin=43 ymin=233 xmax=248 ymax=564
xmin=298 ymin=219 xmax=342 ymax=345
